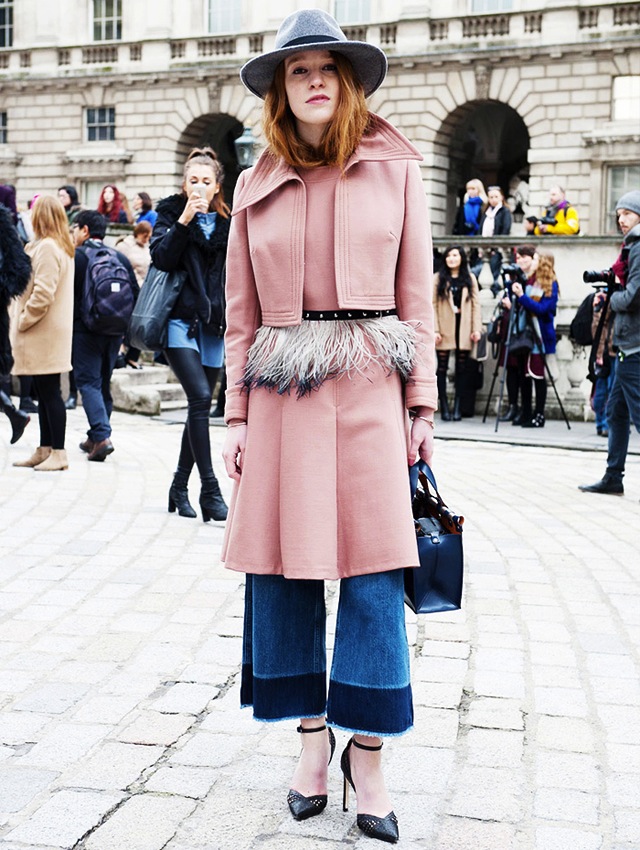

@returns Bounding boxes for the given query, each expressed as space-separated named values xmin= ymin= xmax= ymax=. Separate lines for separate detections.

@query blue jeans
xmin=72 ymin=332 xmax=121 ymax=442
xmin=606 ymin=351 xmax=640 ymax=480
xmin=241 ymin=570 xmax=413 ymax=736
xmin=593 ymin=355 xmax=617 ymax=430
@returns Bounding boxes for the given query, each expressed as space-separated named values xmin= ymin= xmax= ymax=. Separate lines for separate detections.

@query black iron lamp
xmin=234 ymin=127 xmax=257 ymax=169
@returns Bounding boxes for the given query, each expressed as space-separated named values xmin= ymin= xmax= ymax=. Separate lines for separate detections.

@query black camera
xmin=501 ymin=263 xmax=527 ymax=284
xmin=583 ymin=268 xmax=615 ymax=286
xmin=537 ymin=214 xmax=557 ymax=227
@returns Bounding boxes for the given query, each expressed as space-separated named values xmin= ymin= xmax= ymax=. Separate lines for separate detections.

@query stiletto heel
xmin=340 ymin=737 xmax=399 ymax=844
xmin=287 ymin=723 xmax=336 ymax=821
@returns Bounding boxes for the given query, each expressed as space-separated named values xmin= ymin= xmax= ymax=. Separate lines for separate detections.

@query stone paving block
xmin=151 ymin=682 xmax=218 ymax=715
xmin=4 ymin=789 xmax=125 ymax=847
xmin=421 ymin=639 xmax=470 ymax=659
xmin=466 ymin=728 xmax=524 ymax=768
xmin=535 ymin=826 xmax=603 ymax=850
xmin=11 ymin=681 xmax=92 ymax=717
xmin=0 ymin=765 xmax=58 ymax=812
xmin=465 ymin=697 xmax=524 ymax=731
xmin=535 ymin=751 xmax=600 ymax=791
xmin=0 ymin=711 xmax=50 ymax=746
xmin=144 ymin=764 xmax=218 ymax=798
xmin=536 ymin=717 xmax=595 ymax=753
xmin=534 ymin=686 xmax=589 ymax=717
xmin=168 ymin=731 xmax=244 ymax=768
xmin=413 ymin=656 xmax=468 ymax=683
xmin=16 ymin=723 xmax=109 ymax=769
xmin=433 ymin=815 xmax=519 ymax=850
xmin=57 ymin=741 xmax=164 ymax=791
xmin=586 ymin=654 xmax=637 ymax=679
xmin=531 ymin=665 xmax=582 ymax=689
xmin=412 ymin=681 xmax=462 ymax=709
xmin=608 ymin=744 xmax=640 ymax=772
xmin=412 ymin=707 xmax=460 ymax=747
xmin=474 ymin=648 xmax=524 ymax=673
xmin=596 ymin=705 xmax=640 ymax=744
xmin=614 ymin=811 xmax=640 ymax=844
xmin=606 ymin=773 xmax=640 ymax=807
xmin=84 ymin=793 xmax=196 ymax=850
xmin=534 ymin=787 xmax=600 ymax=825
xmin=529 ymin=642 xmax=578 ymax=668
xmin=473 ymin=671 xmax=526 ymax=699
xmin=118 ymin=710 xmax=193 ymax=746
xmin=590 ymin=677 xmax=640 ymax=706
xmin=386 ymin=746 xmax=455 ymax=794
xmin=72 ymin=694 xmax=141 ymax=725
xmin=80 ymin=633 xmax=144 ymax=662
xmin=446 ymin=766 xmax=524 ymax=822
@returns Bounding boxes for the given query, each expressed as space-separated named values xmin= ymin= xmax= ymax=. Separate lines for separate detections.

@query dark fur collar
xmin=156 ymin=193 xmax=230 ymax=254
xmin=0 ymin=205 xmax=32 ymax=298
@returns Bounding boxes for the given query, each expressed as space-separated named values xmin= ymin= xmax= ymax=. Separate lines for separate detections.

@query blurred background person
xmin=433 ymin=246 xmax=482 ymax=420
xmin=535 ymin=185 xmax=580 ymax=236
xmin=133 ymin=191 xmax=158 ymax=227
xmin=97 ymin=184 xmax=128 ymax=224
xmin=453 ymin=178 xmax=488 ymax=237
xmin=58 ymin=185 xmax=83 ymax=227
xmin=0 ymin=201 xmax=32 ymax=444
xmin=151 ymin=147 xmax=230 ymax=522
xmin=119 ymin=192 xmax=134 ymax=225
xmin=115 ymin=221 xmax=153 ymax=369
xmin=11 ymin=196 xmax=75 ymax=471
xmin=479 ymin=185 xmax=512 ymax=295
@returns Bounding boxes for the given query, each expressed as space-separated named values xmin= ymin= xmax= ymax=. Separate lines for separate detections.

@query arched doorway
xmin=177 ymin=113 xmax=244 ymax=203
xmin=433 ymin=101 xmax=530 ymax=233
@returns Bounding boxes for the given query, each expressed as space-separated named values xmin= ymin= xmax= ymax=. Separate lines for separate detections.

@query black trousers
xmin=165 ymin=347 xmax=220 ymax=480
xmin=31 ymin=373 xmax=66 ymax=449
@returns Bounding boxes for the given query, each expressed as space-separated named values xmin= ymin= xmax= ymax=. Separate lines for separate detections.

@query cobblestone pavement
xmin=1 ymin=408 xmax=639 ymax=850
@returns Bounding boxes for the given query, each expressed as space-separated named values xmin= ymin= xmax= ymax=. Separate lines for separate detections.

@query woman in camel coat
xmin=11 ymin=196 xmax=74 ymax=471
xmin=433 ymin=245 xmax=482 ymax=420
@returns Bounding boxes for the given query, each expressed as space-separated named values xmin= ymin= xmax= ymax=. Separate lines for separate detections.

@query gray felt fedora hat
xmin=240 ymin=9 xmax=388 ymax=100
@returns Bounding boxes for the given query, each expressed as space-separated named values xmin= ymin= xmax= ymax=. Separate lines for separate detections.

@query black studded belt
xmin=302 ymin=309 xmax=397 ymax=321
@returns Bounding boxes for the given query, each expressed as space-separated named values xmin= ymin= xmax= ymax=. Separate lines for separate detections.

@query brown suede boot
xmin=13 ymin=446 xmax=52 ymax=468
xmin=34 ymin=449 xmax=69 ymax=471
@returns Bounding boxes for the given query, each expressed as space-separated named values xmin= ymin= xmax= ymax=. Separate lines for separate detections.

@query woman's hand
xmin=502 ymin=297 xmax=512 ymax=310
xmin=222 ymin=424 xmax=247 ymax=482
xmin=470 ymin=331 xmax=481 ymax=343
xmin=511 ymin=282 xmax=524 ymax=298
xmin=408 ymin=414 xmax=435 ymax=467
xmin=434 ymin=332 xmax=442 ymax=345
xmin=178 ymin=190 xmax=209 ymax=227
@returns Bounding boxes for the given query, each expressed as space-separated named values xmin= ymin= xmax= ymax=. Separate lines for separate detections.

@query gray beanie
xmin=616 ymin=190 xmax=640 ymax=216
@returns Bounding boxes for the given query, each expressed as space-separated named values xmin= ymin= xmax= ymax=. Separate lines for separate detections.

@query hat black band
xmin=283 ymin=34 xmax=341 ymax=48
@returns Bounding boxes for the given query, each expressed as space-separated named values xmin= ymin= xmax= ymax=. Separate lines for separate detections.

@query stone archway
xmin=177 ymin=113 xmax=244 ymax=204
xmin=434 ymin=101 xmax=530 ymax=234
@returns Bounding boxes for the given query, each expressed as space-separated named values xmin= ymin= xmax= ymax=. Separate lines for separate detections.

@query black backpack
xmin=80 ymin=242 xmax=136 ymax=336
xmin=569 ymin=292 xmax=596 ymax=346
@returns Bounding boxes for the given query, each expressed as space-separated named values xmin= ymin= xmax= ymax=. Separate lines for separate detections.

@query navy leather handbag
xmin=406 ymin=462 xmax=464 ymax=614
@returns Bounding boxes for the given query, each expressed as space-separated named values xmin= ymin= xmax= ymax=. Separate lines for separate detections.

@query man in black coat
xmin=0 ymin=203 xmax=32 ymax=443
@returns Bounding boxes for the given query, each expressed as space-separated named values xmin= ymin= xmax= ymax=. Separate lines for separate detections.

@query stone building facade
xmin=0 ymin=0 xmax=638 ymax=237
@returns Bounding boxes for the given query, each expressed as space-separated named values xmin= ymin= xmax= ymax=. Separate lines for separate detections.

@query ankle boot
xmin=0 ymin=390 xmax=30 ymax=444
xmin=499 ymin=404 xmax=518 ymax=422
xmin=13 ymin=446 xmax=52 ymax=468
xmin=168 ymin=470 xmax=197 ymax=518
xmin=34 ymin=449 xmax=69 ymax=471
xmin=200 ymin=475 xmax=228 ymax=522
xmin=437 ymin=375 xmax=451 ymax=421
xmin=453 ymin=397 xmax=462 ymax=421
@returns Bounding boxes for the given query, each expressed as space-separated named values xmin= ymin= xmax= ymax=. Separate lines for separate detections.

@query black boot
xmin=578 ymin=473 xmax=624 ymax=495
xmin=0 ymin=390 xmax=31 ymax=444
xmin=200 ymin=475 xmax=228 ymax=522
xmin=499 ymin=404 xmax=518 ymax=422
xmin=168 ymin=469 xmax=197 ymax=518
xmin=452 ymin=397 xmax=462 ymax=421
xmin=437 ymin=375 xmax=451 ymax=421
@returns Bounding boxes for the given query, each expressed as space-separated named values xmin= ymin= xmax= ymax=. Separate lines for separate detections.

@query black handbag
xmin=508 ymin=326 xmax=535 ymax=354
xmin=127 ymin=265 xmax=187 ymax=351
xmin=405 ymin=462 xmax=464 ymax=614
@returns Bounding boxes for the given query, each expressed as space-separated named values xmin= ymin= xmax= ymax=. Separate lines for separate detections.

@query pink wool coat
xmin=222 ymin=115 xmax=437 ymax=580
xmin=224 ymin=114 xmax=437 ymax=424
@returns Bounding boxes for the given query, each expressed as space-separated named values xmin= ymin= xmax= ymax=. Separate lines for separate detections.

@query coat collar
xmin=232 ymin=114 xmax=422 ymax=214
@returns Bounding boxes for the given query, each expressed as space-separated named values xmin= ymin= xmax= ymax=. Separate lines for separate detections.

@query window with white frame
xmin=607 ymin=164 xmax=640 ymax=232
xmin=209 ymin=0 xmax=241 ymax=34
xmin=86 ymin=107 xmax=116 ymax=142
xmin=470 ymin=0 xmax=513 ymax=11
xmin=0 ymin=112 xmax=7 ymax=144
xmin=335 ymin=0 xmax=371 ymax=24
xmin=93 ymin=0 xmax=122 ymax=41
xmin=612 ymin=76 xmax=640 ymax=123
xmin=0 ymin=0 xmax=13 ymax=48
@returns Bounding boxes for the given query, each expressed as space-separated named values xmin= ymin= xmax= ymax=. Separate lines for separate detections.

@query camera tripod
xmin=482 ymin=299 xmax=571 ymax=432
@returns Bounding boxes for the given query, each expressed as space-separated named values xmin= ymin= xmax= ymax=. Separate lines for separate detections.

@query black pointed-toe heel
xmin=287 ymin=723 xmax=336 ymax=821
xmin=341 ymin=737 xmax=399 ymax=844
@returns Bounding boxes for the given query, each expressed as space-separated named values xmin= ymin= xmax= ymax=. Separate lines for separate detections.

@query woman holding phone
xmin=150 ymin=147 xmax=230 ymax=522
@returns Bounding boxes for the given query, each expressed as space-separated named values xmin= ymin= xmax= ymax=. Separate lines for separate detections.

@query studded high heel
xmin=341 ymin=737 xmax=399 ymax=844
xmin=287 ymin=723 xmax=336 ymax=821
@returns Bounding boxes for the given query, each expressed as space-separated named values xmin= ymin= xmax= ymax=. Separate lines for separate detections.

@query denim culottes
xmin=241 ymin=568 xmax=413 ymax=737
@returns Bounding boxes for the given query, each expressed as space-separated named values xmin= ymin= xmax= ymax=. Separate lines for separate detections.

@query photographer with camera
xmin=535 ymin=185 xmax=580 ymax=236
xmin=580 ymin=191 xmax=640 ymax=495
xmin=499 ymin=246 xmax=559 ymax=428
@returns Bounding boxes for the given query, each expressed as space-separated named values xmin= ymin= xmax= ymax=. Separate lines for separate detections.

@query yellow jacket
xmin=535 ymin=204 xmax=580 ymax=236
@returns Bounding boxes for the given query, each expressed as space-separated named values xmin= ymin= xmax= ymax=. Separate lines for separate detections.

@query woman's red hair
xmin=97 ymin=184 xmax=125 ymax=223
